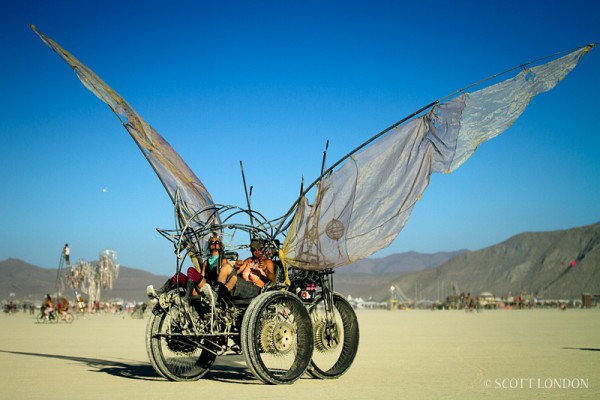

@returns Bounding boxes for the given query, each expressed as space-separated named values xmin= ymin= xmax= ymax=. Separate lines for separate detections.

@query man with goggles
xmin=239 ymin=240 xmax=276 ymax=289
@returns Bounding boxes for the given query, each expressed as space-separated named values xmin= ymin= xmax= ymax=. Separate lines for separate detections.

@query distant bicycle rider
xmin=42 ymin=294 xmax=54 ymax=320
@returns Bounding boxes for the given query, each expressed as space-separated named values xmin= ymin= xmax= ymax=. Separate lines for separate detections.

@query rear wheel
xmin=307 ymin=293 xmax=359 ymax=379
xmin=241 ymin=291 xmax=313 ymax=384
xmin=146 ymin=308 xmax=216 ymax=381
xmin=62 ymin=312 xmax=74 ymax=324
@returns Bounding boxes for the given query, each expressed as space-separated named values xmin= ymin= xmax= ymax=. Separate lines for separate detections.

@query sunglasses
xmin=209 ymin=241 xmax=220 ymax=245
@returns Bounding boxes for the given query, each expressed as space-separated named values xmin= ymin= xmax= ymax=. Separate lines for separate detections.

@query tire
xmin=146 ymin=308 xmax=216 ymax=381
xmin=241 ymin=291 xmax=313 ymax=384
xmin=307 ymin=293 xmax=359 ymax=379
xmin=62 ymin=312 xmax=74 ymax=324
xmin=145 ymin=312 xmax=167 ymax=379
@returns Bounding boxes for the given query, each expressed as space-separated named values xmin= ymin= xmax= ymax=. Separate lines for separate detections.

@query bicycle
xmin=36 ymin=309 xmax=74 ymax=324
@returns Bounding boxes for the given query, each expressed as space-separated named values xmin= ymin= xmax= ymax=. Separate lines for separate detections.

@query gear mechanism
xmin=260 ymin=320 xmax=296 ymax=354
xmin=313 ymin=319 xmax=341 ymax=352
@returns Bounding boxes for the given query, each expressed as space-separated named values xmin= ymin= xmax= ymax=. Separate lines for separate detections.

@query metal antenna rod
xmin=320 ymin=139 xmax=329 ymax=176
xmin=240 ymin=160 xmax=255 ymax=239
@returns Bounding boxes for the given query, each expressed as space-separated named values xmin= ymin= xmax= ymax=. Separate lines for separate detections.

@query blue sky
xmin=1 ymin=0 xmax=598 ymax=275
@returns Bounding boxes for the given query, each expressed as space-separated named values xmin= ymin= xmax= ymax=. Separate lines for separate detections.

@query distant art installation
xmin=62 ymin=249 xmax=119 ymax=310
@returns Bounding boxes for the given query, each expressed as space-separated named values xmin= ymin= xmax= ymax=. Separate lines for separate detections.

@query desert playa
xmin=1 ymin=309 xmax=598 ymax=400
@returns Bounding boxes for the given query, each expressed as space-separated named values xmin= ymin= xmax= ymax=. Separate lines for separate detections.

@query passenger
xmin=56 ymin=297 xmax=70 ymax=320
xmin=199 ymin=236 xmax=236 ymax=298
xmin=147 ymin=236 xmax=235 ymax=304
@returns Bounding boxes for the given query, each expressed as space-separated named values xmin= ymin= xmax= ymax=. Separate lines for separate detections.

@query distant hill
xmin=2 ymin=222 xmax=599 ymax=303
xmin=0 ymin=251 xmax=462 ymax=304
xmin=1 ymin=258 xmax=58 ymax=301
xmin=333 ymin=250 xmax=466 ymax=298
xmin=380 ymin=222 xmax=600 ymax=302
xmin=0 ymin=258 xmax=169 ymax=303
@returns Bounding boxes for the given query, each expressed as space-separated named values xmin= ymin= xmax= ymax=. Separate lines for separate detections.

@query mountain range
xmin=2 ymin=222 xmax=598 ymax=303
xmin=0 ymin=258 xmax=168 ymax=304
xmin=370 ymin=221 xmax=600 ymax=301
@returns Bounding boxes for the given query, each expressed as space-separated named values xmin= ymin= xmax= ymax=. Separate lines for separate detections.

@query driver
xmin=239 ymin=240 xmax=276 ymax=289
xmin=224 ymin=239 xmax=277 ymax=299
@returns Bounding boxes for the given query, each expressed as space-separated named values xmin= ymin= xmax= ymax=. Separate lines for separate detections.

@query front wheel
xmin=241 ymin=291 xmax=313 ymax=384
xmin=307 ymin=293 xmax=359 ymax=379
xmin=145 ymin=308 xmax=216 ymax=381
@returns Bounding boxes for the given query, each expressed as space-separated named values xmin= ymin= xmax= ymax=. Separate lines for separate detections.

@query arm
xmin=260 ymin=259 xmax=276 ymax=283
xmin=240 ymin=259 xmax=253 ymax=282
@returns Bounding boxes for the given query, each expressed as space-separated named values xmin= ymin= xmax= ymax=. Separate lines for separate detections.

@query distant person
xmin=42 ymin=294 xmax=54 ymax=319
xmin=63 ymin=244 xmax=70 ymax=266
xmin=56 ymin=296 xmax=69 ymax=320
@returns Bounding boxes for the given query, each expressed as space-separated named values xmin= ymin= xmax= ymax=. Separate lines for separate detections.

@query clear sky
xmin=1 ymin=0 xmax=598 ymax=276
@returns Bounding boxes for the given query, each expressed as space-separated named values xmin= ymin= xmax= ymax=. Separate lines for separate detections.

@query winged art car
xmin=31 ymin=25 xmax=595 ymax=384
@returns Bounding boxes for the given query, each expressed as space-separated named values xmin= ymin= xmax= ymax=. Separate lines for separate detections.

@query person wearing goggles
xmin=147 ymin=236 xmax=235 ymax=304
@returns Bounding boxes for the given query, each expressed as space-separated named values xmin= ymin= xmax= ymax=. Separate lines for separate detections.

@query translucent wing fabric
xmin=32 ymin=26 xmax=219 ymax=230
xmin=282 ymin=46 xmax=593 ymax=271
